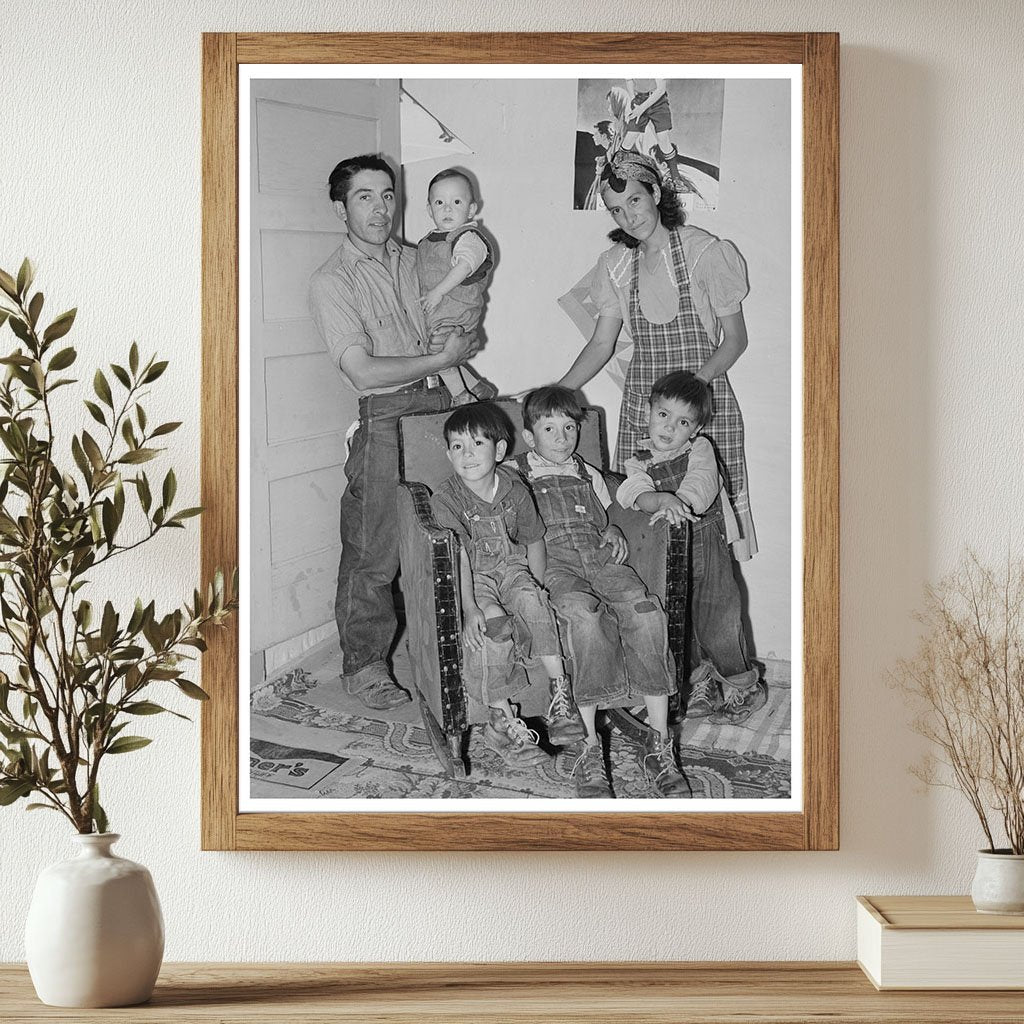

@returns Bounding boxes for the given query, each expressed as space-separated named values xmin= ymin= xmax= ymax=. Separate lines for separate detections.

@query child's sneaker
xmin=570 ymin=742 xmax=613 ymax=798
xmin=543 ymin=675 xmax=586 ymax=746
xmin=709 ymin=680 xmax=769 ymax=725
xmin=642 ymin=731 xmax=691 ymax=798
xmin=685 ymin=661 xmax=722 ymax=719
xmin=482 ymin=710 xmax=549 ymax=768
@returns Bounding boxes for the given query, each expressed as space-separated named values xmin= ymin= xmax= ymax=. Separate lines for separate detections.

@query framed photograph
xmin=201 ymin=32 xmax=838 ymax=851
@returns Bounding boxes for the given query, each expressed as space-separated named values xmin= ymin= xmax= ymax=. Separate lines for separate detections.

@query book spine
xmin=855 ymin=902 xmax=883 ymax=989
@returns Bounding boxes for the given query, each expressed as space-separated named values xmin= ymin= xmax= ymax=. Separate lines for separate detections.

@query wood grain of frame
xmin=201 ymin=32 xmax=839 ymax=851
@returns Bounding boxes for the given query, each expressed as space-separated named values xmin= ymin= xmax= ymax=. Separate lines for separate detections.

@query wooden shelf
xmin=3 ymin=962 xmax=1024 ymax=1022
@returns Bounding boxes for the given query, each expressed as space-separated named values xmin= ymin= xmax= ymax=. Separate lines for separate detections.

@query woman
xmin=559 ymin=151 xmax=756 ymax=559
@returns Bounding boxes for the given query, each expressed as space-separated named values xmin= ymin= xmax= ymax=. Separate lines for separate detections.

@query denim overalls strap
xmin=514 ymin=453 xmax=609 ymax=566
xmin=647 ymin=449 xmax=724 ymax=532
xmin=447 ymin=223 xmax=494 ymax=284
xmin=515 ymin=454 xmax=607 ymax=533
xmin=416 ymin=223 xmax=493 ymax=335
xmin=448 ymin=473 xmax=526 ymax=572
xmin=645 ymin=449 xmax=689 ymax=491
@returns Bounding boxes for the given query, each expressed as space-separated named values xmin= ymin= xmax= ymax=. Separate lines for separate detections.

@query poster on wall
xmin=574 ymin=77 xmax=724 ymax=212
xmin=202 ymin=32 xmax=839 ymax=852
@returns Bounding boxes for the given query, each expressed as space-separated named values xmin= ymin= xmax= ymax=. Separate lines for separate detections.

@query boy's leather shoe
xmin=709 ymin=680 xmax=769 ymax=725
xmin=685 ymin=661 xmax=722 ymax=718
xmin=571 ymin=742 xmax=613 ymax=798
xmin=543 ymin=676 xmax=586 ymax=746
xmin=482 ymin=711 xmax=549 ymax=768
xmin=642 ymin=731 xmax=691 ymax=798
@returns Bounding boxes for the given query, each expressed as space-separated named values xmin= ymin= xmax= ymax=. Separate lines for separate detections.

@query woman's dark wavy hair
xmin=599 ymin=164 xmax=685 ymax=248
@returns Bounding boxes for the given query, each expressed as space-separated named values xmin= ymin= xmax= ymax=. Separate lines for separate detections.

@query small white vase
xmin=970 ymin=849 xmax=1024 ymax=915
xmin=24 ymin=833 xmax=164 ymax=1007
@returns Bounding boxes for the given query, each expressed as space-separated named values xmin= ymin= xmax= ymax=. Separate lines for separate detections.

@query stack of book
xmin=857 ymin=895 xmax=1024 ymax=990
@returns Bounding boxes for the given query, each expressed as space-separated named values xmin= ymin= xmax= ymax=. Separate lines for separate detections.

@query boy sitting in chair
xmin=429 ymin=403 xmax=585 ymax=769
xmin=616 ymin=371 xmax=767 ymax=725
xmin=512 ymin=386 xmax=688 ymax=799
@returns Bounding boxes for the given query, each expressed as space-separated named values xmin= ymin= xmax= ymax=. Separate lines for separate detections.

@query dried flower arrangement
xmin=894 ymin=552 xmax=1024 ymax=854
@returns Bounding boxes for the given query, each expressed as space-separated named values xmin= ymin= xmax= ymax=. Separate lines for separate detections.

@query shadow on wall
xmin=839 ymin=48 xmax=936 ymax=865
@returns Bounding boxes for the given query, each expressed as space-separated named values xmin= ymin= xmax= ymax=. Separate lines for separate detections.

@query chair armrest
xmin=607 ymin=501 xmax=670 ymax=602
xmin=396 ymin=482 xmax=467 ymax=735
xmin=400 ymin=480 xmax=457 ymax=543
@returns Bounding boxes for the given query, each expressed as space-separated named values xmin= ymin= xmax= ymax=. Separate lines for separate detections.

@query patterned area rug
xmin=250 ymin=669 xmax=791 ymax=801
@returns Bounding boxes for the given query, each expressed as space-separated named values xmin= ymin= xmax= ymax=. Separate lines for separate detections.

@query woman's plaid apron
xmin=616 ymin=228 xmax=753 ymax=547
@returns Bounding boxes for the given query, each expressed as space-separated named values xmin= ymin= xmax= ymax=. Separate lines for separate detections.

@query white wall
xmin=2 ymin=1 xmax=1023 ymax=963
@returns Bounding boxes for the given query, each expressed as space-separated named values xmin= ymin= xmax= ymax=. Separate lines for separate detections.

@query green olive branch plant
xmin=0 ymin=259 xmax=237 ymax=834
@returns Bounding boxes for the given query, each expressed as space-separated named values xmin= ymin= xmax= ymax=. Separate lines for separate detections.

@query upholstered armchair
xmin=395 ymin=400 xmax=690 ymax=777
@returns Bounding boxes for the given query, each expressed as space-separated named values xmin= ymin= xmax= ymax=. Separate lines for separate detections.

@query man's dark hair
xmin=328 ymin=154 xmax=396 ymax=203
xmin=600 ymin=167 xmax=685 ymax=248
xmin=521 ymin=386 xmax=584 ymax=431
xmin=443 ymin=402 xmax=515 ymax=450
xmin=427 ymin=167 xmax=476 ymax=202
xmin=649 ymin=371 xmax=713 ymax=428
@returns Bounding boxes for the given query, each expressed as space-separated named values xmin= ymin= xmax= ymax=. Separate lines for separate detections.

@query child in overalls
xmin=513 ymin=386 xmax=688 ymax=799
xmin=617 ymin=371 xmax=767 ymax=724
xmin=416 ymin=168 xmax=498 ymax=405
xmin=429 ymin=403 xmax=585 ymax=769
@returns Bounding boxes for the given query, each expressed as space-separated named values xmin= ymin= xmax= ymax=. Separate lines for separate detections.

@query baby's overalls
xmin=642 ymin=448 xmax=758 ymax=690
xmin=415 ymin=222 xmax=493 ymax=335
xmin=416 ymin=223 xmax=496 ymax=401
xmin=515 ymin=453 xmax=674 ymax=708
xmin=447 ymin=473 xmax=560 ymax=706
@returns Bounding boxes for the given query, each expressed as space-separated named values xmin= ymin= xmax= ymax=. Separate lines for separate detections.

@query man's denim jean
xmin=335 ymin=388 xmax=450 ymax=676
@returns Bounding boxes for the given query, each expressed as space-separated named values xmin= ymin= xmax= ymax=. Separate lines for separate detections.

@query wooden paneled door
xmin=248 ymin=77 xmax=401 ymax=679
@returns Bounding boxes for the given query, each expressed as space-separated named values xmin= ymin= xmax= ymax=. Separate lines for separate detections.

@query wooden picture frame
xmin=201 ymin=32 xmax=839 ymax=851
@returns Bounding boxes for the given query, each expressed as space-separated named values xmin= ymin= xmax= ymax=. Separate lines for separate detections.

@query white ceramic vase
xmin=24 ymin=833 xmax=164 ymax=1007
xmin=970 ymin=849 xmax=1024 ymax=915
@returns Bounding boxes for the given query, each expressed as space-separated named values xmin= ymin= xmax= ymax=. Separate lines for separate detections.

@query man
xmin=309 ymin=153 xmax=478 ymax=710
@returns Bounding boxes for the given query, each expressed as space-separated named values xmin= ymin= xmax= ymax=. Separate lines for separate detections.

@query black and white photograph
xmin=242 ymin=66 xmax=800 ymax=812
